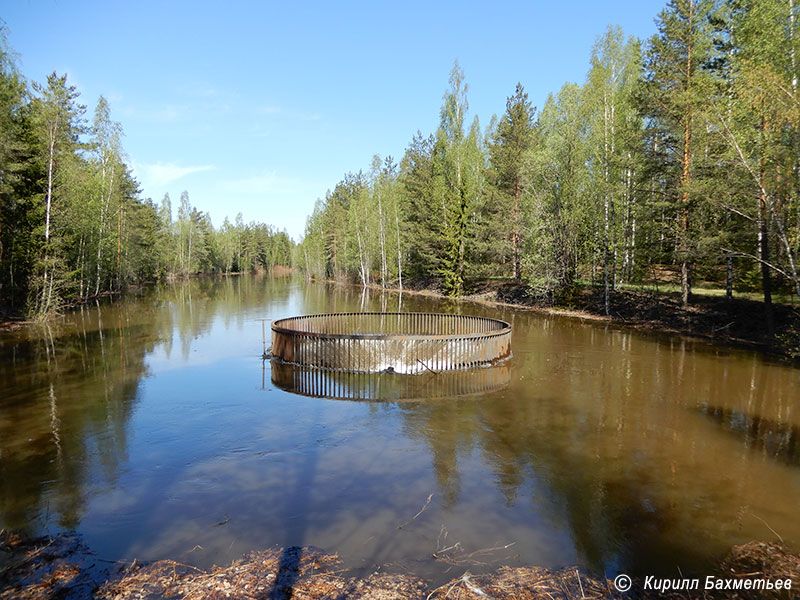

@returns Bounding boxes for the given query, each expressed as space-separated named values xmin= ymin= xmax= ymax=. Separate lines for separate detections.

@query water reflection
xmin=698 ymin=405 xmax=800 ymax=467
xmin=0 ymin=275 xmax=290 ymax=535
xmin=270 ymin=361 xmax=511 ymax=401
xmin=1 ymin=277 xmax=800 ymax=584
xmin=0 ymin=311 xmax=149 ymax=533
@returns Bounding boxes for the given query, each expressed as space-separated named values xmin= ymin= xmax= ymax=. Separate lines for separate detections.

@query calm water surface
xmin=1 ymin=276 xmax=799 ymax=583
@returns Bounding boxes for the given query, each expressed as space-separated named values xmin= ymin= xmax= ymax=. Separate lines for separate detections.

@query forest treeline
xmin=296 ymin=0 xmax=800 ymax=328
xmin=0 ymin=30 xmax=292 ymax=318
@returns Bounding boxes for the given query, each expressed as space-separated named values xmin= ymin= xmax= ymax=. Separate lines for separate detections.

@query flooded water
xmin=1 ymin=276 xmax=799 ymax=584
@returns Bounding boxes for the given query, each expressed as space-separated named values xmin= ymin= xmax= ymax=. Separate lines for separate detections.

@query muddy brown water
xmin=1 ymin=276 xmax=799 ymax=585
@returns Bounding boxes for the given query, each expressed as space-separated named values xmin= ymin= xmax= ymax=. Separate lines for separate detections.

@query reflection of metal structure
xmin=271 ymin=312 xmax=511 ymax=374
xmin=271 ymin=360 xmax=511 ymax=401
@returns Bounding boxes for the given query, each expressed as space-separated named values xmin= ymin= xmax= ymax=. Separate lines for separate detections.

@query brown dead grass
xmin=3 ymin=531 xmax=800 ymax=600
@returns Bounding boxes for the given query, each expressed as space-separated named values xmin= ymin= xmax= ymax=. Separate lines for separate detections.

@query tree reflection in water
xmin=1 ymin=277 xmax=800 ymax=583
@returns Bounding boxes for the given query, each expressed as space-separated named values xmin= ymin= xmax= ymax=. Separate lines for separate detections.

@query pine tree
xmin=399 ymin=132 xmax=437 ymax=278
xmin=0 ymin=29 xmax=37 ymax=310
xmin=488 ymin=83 xmax=536 ymax=282
xmin=643 ymin=0 xmax=716 ymax=308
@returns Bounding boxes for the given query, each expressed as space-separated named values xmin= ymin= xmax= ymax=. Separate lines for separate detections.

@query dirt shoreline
xmin=2 ymin=531 xmax=798 ymax=599
xmin=324 ymin=277 xmax=800 ymax=360
xmin=2 ymin=275 xmax=798 ymax=360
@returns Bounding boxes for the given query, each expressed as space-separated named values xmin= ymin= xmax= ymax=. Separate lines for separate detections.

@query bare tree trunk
xmin=791 ymin=0 xmax=798 ymax=93
xmin=603 ymin=90 xmax=611 ymax=315
xmin=45 ymin=124 xmax=56 ymax=243
xmin=117 ymin=203 xmax=123 ymax=287
xmin=187 ymin=221 xmax=193 ymax=275
xmin=680 ymin=0 xmax=695 ymax=310
xmin=78 ymin=234 xmax=85 ymax=298
xmin=726 ymin=254 xmax=733 ymax=301
xmin=721 ymin=114 xmax=800 ymax=299
xmin=759 ymin=108 xmax=774 ymax=334
xmin=377 ymin=190 xmax=387 ymax=288
xmin=394 ymin=201 xmax=403 ymax=290
xmin=356 ymin=225 xmax=367 ymax=288
xmin=95 ymin=163 xmax=114 ymax=295
xmin=512 ymin=180 xmax=521 ymax=281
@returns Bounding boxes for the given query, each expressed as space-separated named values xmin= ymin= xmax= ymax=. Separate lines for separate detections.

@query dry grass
xmin=3 ymin=530 xmax=800 ymax=600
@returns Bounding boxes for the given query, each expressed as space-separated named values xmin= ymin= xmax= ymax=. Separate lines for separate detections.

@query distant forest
xmin=296 ymin=0 xmax=800 ymax=326
xmin=0 ymin=30 xmax=292 ymax=318
xmin=3 ymin=0 xmax=800 ymax=324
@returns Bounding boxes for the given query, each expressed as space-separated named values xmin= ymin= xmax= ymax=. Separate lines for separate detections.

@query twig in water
xmin=750 ymin=512 xmax=785 ymax=545
xmin=437 ymin=525 xmax=448 ymax=551
xmin=398 ymin=493 xmax=433 ymax=529
xmin=463 ymin=542 xmax=516 ymax=560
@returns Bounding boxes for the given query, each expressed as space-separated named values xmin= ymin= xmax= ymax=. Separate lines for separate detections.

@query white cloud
xmin=133 ymin=161 xmax=216 ymax=189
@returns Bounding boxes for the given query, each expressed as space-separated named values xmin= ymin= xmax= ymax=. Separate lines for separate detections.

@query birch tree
xmin=30 ymin=72 xmax=86 ymax=316
xmin=585 ymin=27 xmax=643 ymax=313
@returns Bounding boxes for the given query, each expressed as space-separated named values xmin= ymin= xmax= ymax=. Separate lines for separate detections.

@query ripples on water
xmin=1 ymin=276 xmax=799 ymax=584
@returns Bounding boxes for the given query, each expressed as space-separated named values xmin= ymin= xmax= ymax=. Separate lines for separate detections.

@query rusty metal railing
xmin=271 ymin=312 xmax=511 ymax=374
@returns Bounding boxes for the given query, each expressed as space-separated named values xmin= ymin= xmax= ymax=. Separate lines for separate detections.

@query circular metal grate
xmin=271 ymin=312 xmax=511 ymax=374
xmin=271 ymin=362 xmax=511 ymax=400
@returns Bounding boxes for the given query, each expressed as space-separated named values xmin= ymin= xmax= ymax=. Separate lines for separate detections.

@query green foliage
xmin=0 ymin=34 xmax=293 ymax=318
xmin=434 ymin=64 xmax=484 ymax=295
xmin=486 ymin=83 xmax=536 ymax=281
xmin=6 ymin=2 xmax=800 ymax=315
xmin=292 ymin=4 xmax=800 ymax=310
xmin=641 ymin=0 xmax=719 ymax=306
xmin=525 ymin=84 xmax=593 ymax=292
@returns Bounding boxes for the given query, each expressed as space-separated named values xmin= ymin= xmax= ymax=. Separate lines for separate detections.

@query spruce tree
xmin=488 ymin=83 xmax=536 ymax=282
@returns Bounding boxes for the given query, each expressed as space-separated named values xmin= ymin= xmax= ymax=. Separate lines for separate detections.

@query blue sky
xmin=3 ymin=1 xmax=665 ymax=240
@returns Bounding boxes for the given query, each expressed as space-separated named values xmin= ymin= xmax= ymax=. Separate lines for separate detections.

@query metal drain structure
xmin=271 ymin=361 xmax=511 ymax=401
xmin=271 ymin=312 xmax=511 ymax=374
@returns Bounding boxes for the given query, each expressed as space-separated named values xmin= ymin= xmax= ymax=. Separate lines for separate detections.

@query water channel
xmin=1 ymin=275 xmax=799 ymax=584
